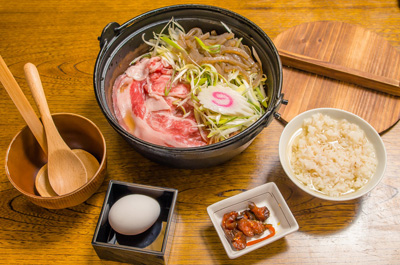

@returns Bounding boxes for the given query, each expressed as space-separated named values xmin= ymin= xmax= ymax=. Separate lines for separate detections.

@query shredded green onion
xmin=160 ymin=36 xmax=185 ymax=51
xmin=164 ymin=69 xmax=176 ymax=96
xmin=194 ymin=37 xmax=221 ymax=54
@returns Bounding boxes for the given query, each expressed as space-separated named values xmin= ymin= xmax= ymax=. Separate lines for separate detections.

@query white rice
xmin=290 ymin=113 xmax=377 ymax=197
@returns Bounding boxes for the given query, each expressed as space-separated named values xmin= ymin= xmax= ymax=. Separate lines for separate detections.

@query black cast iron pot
xmin=94 ymin=4 xmax=285 ymax=169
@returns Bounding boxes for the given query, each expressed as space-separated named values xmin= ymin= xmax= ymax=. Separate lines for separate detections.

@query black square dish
xmin=92 ymin=180 xmax=178 ymax=264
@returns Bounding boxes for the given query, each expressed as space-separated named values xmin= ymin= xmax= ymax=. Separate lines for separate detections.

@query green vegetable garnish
xmin=194 ymin=37 xmax=221 ymax=54
xmin=164 ymin=69 xmax=176 ymax=96
xmin=161 ymin=36 xmax=185 ymax=52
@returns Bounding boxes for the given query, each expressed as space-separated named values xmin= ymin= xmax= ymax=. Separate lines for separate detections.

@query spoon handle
xmin=23 ymin=63 xmax=68 ymax=151
xmin=24 ymin=63 xmax=88 ymax=195
xmin=0 ymin=56 xmax=47 ymax=153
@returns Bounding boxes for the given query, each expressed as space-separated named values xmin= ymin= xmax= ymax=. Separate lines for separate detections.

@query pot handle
xmin=98 ymin=22 xmax=121 ymax=49
xmin=263 ymin=93 xmax=288 ymax=127
xmin=273 ymin=94 xmax=288 ymax=125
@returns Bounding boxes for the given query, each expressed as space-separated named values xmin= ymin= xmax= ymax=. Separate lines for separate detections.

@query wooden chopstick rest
xmin=278 ymin=49 xmax=400 ymax=97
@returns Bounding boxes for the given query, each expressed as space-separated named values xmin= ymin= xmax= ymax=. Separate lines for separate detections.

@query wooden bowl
xmin=5 ymin=113 xmax=107 ymax=209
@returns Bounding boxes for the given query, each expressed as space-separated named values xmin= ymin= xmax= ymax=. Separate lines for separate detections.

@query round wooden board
xmin=274 ymin=21 xmax=400 ymax=134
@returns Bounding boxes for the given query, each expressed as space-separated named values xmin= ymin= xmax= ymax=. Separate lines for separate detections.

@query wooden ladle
xmin=24 ymin=63 xmax=89 ymax=196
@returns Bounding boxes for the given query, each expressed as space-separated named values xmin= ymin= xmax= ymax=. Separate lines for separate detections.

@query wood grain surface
xmin=274 ymin=21 xmax=400 ymax=133
xmin=1 ymin=0 xmax=400 ymax=264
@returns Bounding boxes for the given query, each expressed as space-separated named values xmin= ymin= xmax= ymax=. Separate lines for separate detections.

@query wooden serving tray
xmin=274 ymin=21 xmax=400 ymax=133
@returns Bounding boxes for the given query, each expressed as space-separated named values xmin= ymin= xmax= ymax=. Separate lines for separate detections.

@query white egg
xmin=108 ymin=194 xmax=161 ymax=235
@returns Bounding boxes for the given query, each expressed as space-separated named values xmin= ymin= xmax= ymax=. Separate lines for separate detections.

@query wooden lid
xmin=274 ymin=21 xmax=400 ymax=133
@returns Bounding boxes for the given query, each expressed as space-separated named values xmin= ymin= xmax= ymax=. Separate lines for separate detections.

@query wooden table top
xmin=1 ymin=1 xmax=399 ymax=264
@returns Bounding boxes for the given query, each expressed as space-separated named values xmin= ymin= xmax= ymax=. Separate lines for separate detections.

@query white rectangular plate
xmin=207 ymin=182 xmax=299 ymax=259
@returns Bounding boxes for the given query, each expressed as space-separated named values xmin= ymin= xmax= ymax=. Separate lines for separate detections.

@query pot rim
xmin=94 ymin=4 xmax=283 ymax=152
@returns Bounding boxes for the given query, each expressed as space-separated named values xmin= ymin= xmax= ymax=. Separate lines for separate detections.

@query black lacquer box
xmin=92 ymin=180 xmax=178 ymax=264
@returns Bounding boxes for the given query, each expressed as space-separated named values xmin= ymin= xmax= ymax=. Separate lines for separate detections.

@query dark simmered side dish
xmin=221 ymin=202 xmax=275 ymax=250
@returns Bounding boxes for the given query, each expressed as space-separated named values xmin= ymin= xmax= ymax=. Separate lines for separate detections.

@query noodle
xmin=220 ymin=47 xmax=250 ymax=59
xmin=178 ymin=27 xmax=262 ymax=87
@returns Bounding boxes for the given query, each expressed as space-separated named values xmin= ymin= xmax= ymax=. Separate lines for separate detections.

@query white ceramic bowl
xmin=207 ymin=182 xmax=298 ymax=259
xmin=279 ymin=108 xmax=387 ymax=201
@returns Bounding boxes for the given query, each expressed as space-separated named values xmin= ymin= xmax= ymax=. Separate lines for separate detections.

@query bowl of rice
xmin=279 ymin=108 xmax=386 ymax=201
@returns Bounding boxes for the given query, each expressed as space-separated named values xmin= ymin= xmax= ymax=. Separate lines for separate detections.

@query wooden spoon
xmin=24 ymin=63 xmax=88 ymax=196
xmin=35 ymin=149 xmax=99 ymax=197
xmin=0 ymin=56 xmax=48 ymax=153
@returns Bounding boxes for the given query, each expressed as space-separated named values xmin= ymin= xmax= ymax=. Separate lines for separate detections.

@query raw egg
xmin=108 ymin=194 xmax=161 ymax=235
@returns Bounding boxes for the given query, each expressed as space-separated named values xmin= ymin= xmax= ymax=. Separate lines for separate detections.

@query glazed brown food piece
xmin=221 ymin=211 xmax=238 ymax=230
xmin=224 ymin=228 xmax=247 ymax=250
xmin=237 ymin=218 xmax=267 ymax=237
xmin=221 ymin=211 xmax=247 ymax=250
xmin=249 ymin=201 xmax=270 ymax=221
xmin=221 ymin=202 xmax=273 ymax=251
xmin=240 ymin=209 xmax=256 ymax=220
